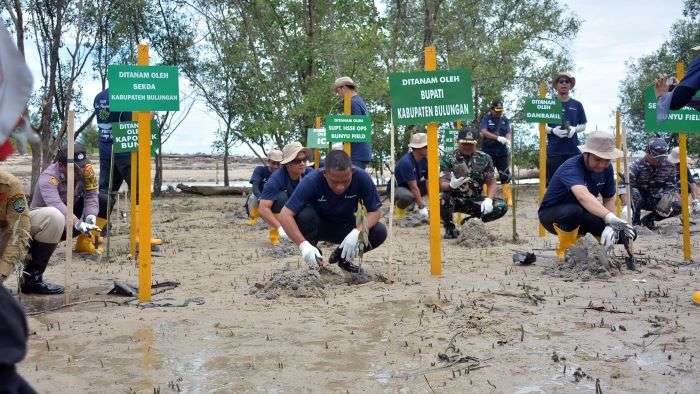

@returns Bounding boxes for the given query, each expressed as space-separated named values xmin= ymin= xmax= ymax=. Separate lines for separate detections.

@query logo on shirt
xmin=344 ymin=194 xmax=357 ymax=199
xmin=317 ymin=195 xmax=327 ymax=202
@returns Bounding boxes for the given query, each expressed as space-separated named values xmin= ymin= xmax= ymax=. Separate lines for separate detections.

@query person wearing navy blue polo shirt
xmin=393 ymin=132 xmax=428 ymax=219
xmin=333 ymin=76 xmax=372 ymax=169
xmin=279 ymin=150 xmax=387 ymax=273
xmin=654 ymin=47 xmax=700 ymax=121
xmin=545 ymin=72 xmax=587 ymax=184
xmin=94 ymin=88 xmax=132 ymax=193
xmin=479 ymin=99 xmax=513 ymax=206
xmin=538 ymin=132 xmax=635 ymax=260
xmin=245 ymin=149 xmax=282 ymax=225
xmin=259 ymin=142 xmax=312 ymax=245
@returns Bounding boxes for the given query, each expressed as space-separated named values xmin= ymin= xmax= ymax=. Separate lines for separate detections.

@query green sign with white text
xmin=324 ymin=115 xmax=372 ymax=143
xmin=112 ymin=121 xmax=160 ymax=156
xmin=523 ymin=98 xmax=563 ymax=123
xmin=306 ymin=128 xmax=328 ymax=149
xmin=389 ymin=69 xmax=473 ymax=125
xmin=108 ymin=65 xmax=180 ymax=111
xmin=644 ymin=86 xmax=700 ymax=133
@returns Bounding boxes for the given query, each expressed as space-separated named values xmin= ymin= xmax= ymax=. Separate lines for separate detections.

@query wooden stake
xmin=622 ymin=125 xmax=633 ymax=255
xmin=388 ymin=115 xmax=396 ymax=282
xmin=615 ymin=110 xmax=622 ymax=217
xmin=64 ymin=110 xmax=75 ymax=305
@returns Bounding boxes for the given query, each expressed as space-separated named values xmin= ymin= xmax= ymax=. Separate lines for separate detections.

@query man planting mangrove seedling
xmin=258 ymin=142 xmax=311 ymax=245
xmin=538 ymin=132 xmax=636 ymax=260
xmin=278 ymin=150 xmax=387 ymax=273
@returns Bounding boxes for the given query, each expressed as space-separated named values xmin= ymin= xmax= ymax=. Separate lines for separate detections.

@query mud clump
xmin=454 ymin=220 xmax=497 ymax=248
xmin=395 ymin=212 xmax=428 ymax=228
xmin=263 ymin=242 xmax=298 ymax=258
xmin=543 ymin=235 xmax=620 ymax=281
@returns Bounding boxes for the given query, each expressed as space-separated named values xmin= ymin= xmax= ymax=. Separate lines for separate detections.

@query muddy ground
xmin=5 ymin=154 xmax=700 ymax=393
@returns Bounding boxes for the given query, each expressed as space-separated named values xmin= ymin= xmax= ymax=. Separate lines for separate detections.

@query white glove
xmin=85 ymin=215 xmax=97 ymax=225
xmin=604 ymin=212 xmax=626 ymax=226
xmin=299 ymin=241 xmax=322 ymax=269
xmin=691 ymin=199 xmax=700 ymax=214
xmin=340 ymin=228 xmax=361 ymax=262
xmin=75 ymin=220 xmax=99 ymax=234
xmin=278 ymin=226 xmax=289 ymax=241
xmin=497 ymin=136 xmax=509 ymax=145
xmin=418 ymin=206 xmax=429 ymax=219
xmin=601 ymin=226 xmax=618 ymax=248
xmin=552 ymin=126 xmax=569 ymax=138
xmin=480 ymin=198 xmax=493 ymax=215
xmin=449 ymin=173 xmax=468 ymax=190
xmin=604 ymin=212 xmax=636 ymax=239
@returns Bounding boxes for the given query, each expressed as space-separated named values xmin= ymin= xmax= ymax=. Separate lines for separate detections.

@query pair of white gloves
xmin=74 ymin=214 xmax=100 ymax=234
xmin=601 ymin=212 xmax=636 ymax=249
xmin=448 ymin=174 xmax=494 ymax=215
xmin=299 ymin=229 xmax=362 ymax=269
xmin=546 ymin=124 xmax=585 ymax=138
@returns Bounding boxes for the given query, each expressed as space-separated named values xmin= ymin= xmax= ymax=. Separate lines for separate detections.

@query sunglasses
xmin=288 ymin=157 xmax=307 ymax=165
xmin=558 ymin=79 xmax=572 ymax=84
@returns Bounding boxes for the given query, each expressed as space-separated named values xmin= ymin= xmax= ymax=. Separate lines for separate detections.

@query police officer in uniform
xmin=479 ymin=99 xmax=513 ymax=206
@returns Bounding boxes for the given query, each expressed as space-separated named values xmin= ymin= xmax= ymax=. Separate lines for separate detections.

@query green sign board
xmin=389 ymin=69 xmax=473 ymax=125
xmin=441 ymin=128 xmax=458 ymax=150
xmin=324 ymin=115 xmax=372 ymax=143
xmin=644 ymin=86 xmax=700 ymax=133
xmin=112 ymin=121 xmax=160 ymax=156
xmin=523 ymin=98 xmax=563 ymax=123
xmin=108 ymin=65 xmax=180 ymax=112
xmin=306 ymin=128 xmax=327 ymax=149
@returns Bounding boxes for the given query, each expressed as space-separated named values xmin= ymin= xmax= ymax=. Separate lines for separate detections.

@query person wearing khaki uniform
xmin=0 ymin=170 xmax=31 ymax=284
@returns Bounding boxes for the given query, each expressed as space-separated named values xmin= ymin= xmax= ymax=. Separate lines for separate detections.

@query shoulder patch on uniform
xmin=8 ymin=194 xmax=27 ymax=214
xmin=48 ymin=176 xmax=60 ymax=186
xmin=83 ymin=163 xmax=98 ymax=191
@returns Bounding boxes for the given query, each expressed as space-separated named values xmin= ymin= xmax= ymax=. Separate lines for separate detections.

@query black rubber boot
xmin=328 ymin=247 xmax=360 ymax=273
xmin=443 ymin=222 xmax=460 ymax=239
xmin=640 ymin=212 xmax=659 ymax=230
xmin=20 ymin=241 xmax=63 ymax=295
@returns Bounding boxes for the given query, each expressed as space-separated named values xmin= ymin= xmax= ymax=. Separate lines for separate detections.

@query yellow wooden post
xmin=425 ymin=45 xmax=442 ymax=276
xmin=538 ymin=82 xmax=547 ymax=237
xmin=615 ymin=110 xmax=622 ymax=216
xmin=343 ymin=92 xmax=352 ymax=156
xmin=314 ymin=116 xmax=321 ymax=168
xmin=676 ymin=62 xmax=692 ymax=262
xmin=137 ymin=43 xmax=152 ymax=302
xmin=130 ymin=151 xmax=137 ymax=256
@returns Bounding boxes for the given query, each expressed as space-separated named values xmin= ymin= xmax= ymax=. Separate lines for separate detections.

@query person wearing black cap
xmin=479 ymin=99 xmax=513 ymax=206
xmin=439 ymin=126 xmax=508 ymax=239
xmin=24 ymin=144 xmax=101 ymax=294
xmin=545 ymin=72 xmax=587 ymax=183
xmin=625 ymin=138 xmax=681 ymax=229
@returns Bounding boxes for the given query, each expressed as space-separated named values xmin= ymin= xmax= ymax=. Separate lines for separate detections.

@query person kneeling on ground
xmin=393 ymin=132 xmax=428 ymax=219
xmin=538 ymin=132 xmax=636 ymax=260
xmin=440 ymin=126 xmax=508 ymax=239
xmin=668 ymin=146 xmax=700 ymax=214
xmin=258 ymin=142 xmax=312 ymax=245
xmin=279 ymin=150 xmax=387 ymax=273
xmin=245 ymin=149 xmax=282 ymax=225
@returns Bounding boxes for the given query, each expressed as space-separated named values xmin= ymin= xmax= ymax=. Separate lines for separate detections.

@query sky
xmin=73 ymin=0 xmax=687 ymax=155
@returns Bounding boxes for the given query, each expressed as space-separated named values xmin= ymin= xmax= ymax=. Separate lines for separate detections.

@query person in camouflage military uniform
xmin=440 ymin=126 xmax=508 ymax=238
xmin=625 ymin=138 xmax=681 ymax=229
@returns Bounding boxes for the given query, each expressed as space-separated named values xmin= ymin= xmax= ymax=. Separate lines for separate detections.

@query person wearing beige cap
xmin=332 ymin=76 xmax=372 ymax=169
xmin=538 ymin=132 xmax=636 ymax=260
xmin=258 ymin=142 xmax=312 ymax=245
xmin=245 ymin=149 xmax=283 ymax=225
xmin=545 ymin=71 xmax=588 ymax=183
xmin=393 ymin=133 xmax=429 ymax=219
xmin=668 ymin=147 xmax=700 ymax=214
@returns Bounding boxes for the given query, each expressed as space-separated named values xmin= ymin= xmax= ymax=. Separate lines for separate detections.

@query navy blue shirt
xmin=539 ymin=155 xmax=615 ymax=210
xmin=350 ymin=95 xmax=372 ymax=163
xmin=546 ymin=98 xmax=587 ymax=156
xmin=679 ymin=55 xmax=700 ymax=92
xmin=260 ymin=167 xmax=311 ymax=201
xmin=286 ymin=167 xmax=382 ymax=225
xmin=249 ymin=165 xmax=273 ymax=197
xmin=94 ymin=89 xmax=132 ymax=145
xmin=395 ymin=152 xmax=427 ymax=189
xmin=479 ymin=113 xmax=510 ymax=157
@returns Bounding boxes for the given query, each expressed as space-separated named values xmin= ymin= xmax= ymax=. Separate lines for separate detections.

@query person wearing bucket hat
xmin=245 ymin=149 xmax=282 ymax=226
xmin=545 ymin=72 xmax=588 ymax=183
xmin=439 ymin=126 xmax=508 ymax=239
xmin=668 ymin=147 xmax=700 ymax=214
xmin=625 ymin=138 xmax=682 ymax=229
xmin=480 ymin=98 xmax=513 ymax=206
xmin=332 ymin=76 xmax=372 ymax=169
xmin=654 ymin=49 xmax=700 ymax=122
xmin=393 ymin=133 xmax=429 ymax=219
xmin=538 ymin=132 xmax=635 ymax=260
xmin=258 ymin=142 xmax=312 ymax=245
xmin=279 ymin=150 xmax=386 ymax=273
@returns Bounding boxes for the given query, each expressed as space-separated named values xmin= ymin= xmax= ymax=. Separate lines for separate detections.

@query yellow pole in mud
xmin=425 ymin=45 xmax=442 ymax=276
xmin=343 ymin=92 xmax=352 ymax=156
xmin=615 ymin=111 xmax=622 ymax=217
xmin=314 ymin=116 xmax=321 ymax=168
xmin=676 ymin=62 xmax=692 ymax=262
xmin=538 ymin=82 xmax=547 ymax=237
xmin=130 ymin=152 xmax=137 ymax=256
xmin=137 ymin=43 xmax=152 ymax=302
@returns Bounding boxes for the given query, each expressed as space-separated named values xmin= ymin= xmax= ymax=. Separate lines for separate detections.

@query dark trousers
xmin=488 ymin=154 xmax=511 ymax=184
xmin=269 ymin=191 xmax=289 ymax=214
xmin=546 ymin=153 xmax=577 ymax=185
xmin=294 ymin=206 xmax=387 ymax=251
xmin=99 ymin=142 xmax=131 ymax=194
xmin=631 ymin=188 xmax=681 ymax=224
xmin=538 ymin=203 xmax=605 ymax=237
xmin=440 ymin=194 xmax=508 ymax=226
